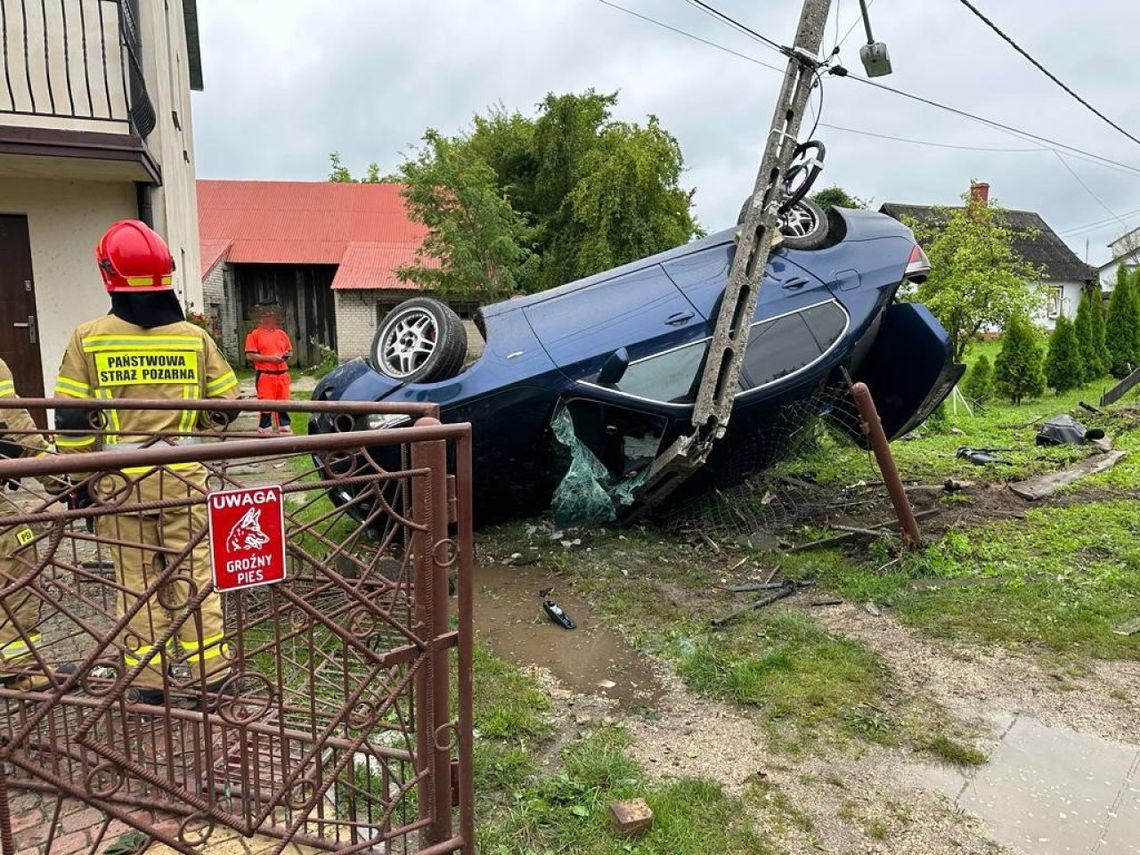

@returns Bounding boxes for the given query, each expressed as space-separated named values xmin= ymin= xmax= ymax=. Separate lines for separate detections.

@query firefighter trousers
xmin=97 ymin=467 xmax=225 ymax=689
xmin=0 ymin=522 xmax=42 ymax=676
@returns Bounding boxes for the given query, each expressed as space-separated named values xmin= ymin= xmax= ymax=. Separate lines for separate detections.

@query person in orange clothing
xmin=244 ymin=304 xmax=293 ymax=435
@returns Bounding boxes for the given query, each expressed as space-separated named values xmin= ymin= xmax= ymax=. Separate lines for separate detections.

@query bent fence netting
xmin=0 ymin=399 xmax=474 ymax=855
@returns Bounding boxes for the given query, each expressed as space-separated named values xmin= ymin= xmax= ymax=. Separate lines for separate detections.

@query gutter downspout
xmin=135 ymin=183 xmax=154 ymax=227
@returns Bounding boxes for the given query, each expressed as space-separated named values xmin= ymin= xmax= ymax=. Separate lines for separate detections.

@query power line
xmin=818 ymin=122 xmax=1044 ymax=153
xmin=845 ymin=74 xmax=1140 ymax=178
xmin=1050 ymin=150 xmax=1134 ymax=234
xmin=594 ymin=0 xmax=782 ymax=73
xmin=837 ymin=0 xmax=873 ymax=50
xmin=683 ymin=0 xmax=785 ymax=54
xmin=954 ymin=0 xmax=1140 ymax=148
xmin=1058 ymin=209 xmax=1140 ymax=238
xmin=594 ymin=0 xmax=1140 ymax=179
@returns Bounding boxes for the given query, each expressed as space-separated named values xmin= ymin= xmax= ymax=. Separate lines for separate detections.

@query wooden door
xmin=0 ymin=215 xmax=45 ymax=426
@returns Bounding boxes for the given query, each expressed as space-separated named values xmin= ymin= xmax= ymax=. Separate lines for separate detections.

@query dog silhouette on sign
xmin=226 ymin=507 xmax=271 ymax=552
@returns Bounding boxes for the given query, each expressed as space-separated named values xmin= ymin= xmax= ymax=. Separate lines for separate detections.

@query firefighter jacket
xmin=53 ymin=315 xmax=239 ymax=454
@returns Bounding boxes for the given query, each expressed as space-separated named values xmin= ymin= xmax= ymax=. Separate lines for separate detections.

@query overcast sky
xmin=192 ymin=0 xmax=1140 ymax=267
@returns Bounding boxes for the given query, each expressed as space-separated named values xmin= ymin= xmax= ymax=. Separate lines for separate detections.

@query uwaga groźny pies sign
xmin=208 ymin=486 xmax=286 ymax=591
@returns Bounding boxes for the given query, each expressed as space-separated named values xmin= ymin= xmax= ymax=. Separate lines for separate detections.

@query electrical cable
xmin=1050 ymin=150 xmax=1133 ymax=233
xmin=817 ymin=122 xmax=1044 ymax=153
xmin=593 ymin=0 xmax=1140 ymax=179
xmin=683 ymin=0 xmax=785 ymax=54
xmin=955 ymin=0 xmax=1140 ymax=148
xmin=594 ymin=0 xmax=783 ymax=73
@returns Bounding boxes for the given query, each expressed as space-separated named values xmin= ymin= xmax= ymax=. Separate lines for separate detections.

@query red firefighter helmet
xmin=95 ymin=220 xmax=174 ymax=293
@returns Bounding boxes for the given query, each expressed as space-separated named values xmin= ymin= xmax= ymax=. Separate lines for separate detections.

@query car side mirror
xmin=598 ymin=348 xmax=630 ymax=386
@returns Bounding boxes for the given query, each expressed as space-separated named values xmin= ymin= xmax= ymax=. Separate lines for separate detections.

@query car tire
xmin=779 ymin=198 xmax=829 ymax=250
xmin=371 ymin=297 xmax=467 ymax=383
xmin=737 ymin=197 xmax=831 ymax=251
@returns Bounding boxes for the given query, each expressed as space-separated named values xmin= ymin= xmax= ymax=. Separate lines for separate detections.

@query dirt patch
xmin=473 ymin=563 xmax=664 ymax=709
xmin=618 ymin=670 xmax=1005 ymax=854
xmin=812 ymin=603 xmax=1140 ymax=744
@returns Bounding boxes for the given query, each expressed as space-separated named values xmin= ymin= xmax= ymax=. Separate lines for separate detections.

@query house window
xmin=1047 ymin=286 xmax=1063 ymax=319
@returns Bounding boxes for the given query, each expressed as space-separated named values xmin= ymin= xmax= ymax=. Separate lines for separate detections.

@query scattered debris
xmin=711 ymin=579 xmax=797 ymax=628
xmin=609 ymin=798 xmax=654 ymax=836
xmin=1079 ymin=401 xmax=1102 ymax=414
xmin=1035 ymin=414 xmax=1104 ymax=447
xmin=864 ymin=601 xmax=882 ymax=617
xmin=956 ymin=447 xmax=1014 ymax=466
xmin=1009 ymin=450 xmax=1127 ymax=501
xmin=789 ymin=508 xmax=940 ymax=552
xmin=831 ymin=524 xmax=896 ymax=538
xmin=809 ymin=597 xmax=844 ymax=607
xmin=508 ymin=553 xmax=539 ymax=566
xmin=539 ymin=587 xmax=576 ymax=630
xmin=1112 ymin=616 xmax=1140 ymax=637
xmin=597 ymin=679 xmax=617 ymax=689
xmin=727 ymin=556 xmax=749 ymax=572
xmin=697 ymin=530 xmax=721 ymax=554
xmin=728 ymin=580 xmax=813 ymax=593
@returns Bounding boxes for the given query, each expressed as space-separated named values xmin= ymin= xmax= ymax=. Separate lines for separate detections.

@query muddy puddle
xmin=920 ymin=713 xmax=1139 ymax=854
xmin=472 ymin=563 xmax=663 ymax=709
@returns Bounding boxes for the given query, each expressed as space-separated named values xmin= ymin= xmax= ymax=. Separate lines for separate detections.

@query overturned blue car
xmin=312 ymin=201 xmax=962 ymax=526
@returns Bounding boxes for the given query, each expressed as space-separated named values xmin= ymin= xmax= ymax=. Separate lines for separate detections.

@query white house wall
xmin=1031 ymin=280 xmax=1084 ymax=330
xmin=137 ymin=0 xmax=202 ymax=308
xmin=0 ymin=177 xmax=136 ymax=394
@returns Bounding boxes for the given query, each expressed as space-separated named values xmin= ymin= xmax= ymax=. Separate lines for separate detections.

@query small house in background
xmin=199 ymin=180 xmax=473 ymax=367
xmin=880 ymin=182 xmax=1098 ymax=329
xmin=1097 ymin=225 xmax=1140 ymax=289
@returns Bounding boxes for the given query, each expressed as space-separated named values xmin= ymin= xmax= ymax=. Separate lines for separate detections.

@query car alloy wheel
xmin=379 ymin=307 xmax=438 ymax=378
xmin=779 ymin=201 xmax=820 ymax=239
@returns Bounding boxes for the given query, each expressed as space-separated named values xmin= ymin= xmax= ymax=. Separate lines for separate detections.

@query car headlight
xmin=364 ymin=414 xmax=413 ymax=430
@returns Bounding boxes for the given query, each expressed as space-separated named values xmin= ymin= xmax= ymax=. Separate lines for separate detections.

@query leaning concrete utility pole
xmin=634 ymin=0 xmax=832 ymax=512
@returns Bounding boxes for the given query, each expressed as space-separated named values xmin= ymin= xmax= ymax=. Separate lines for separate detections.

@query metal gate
xmin=0 ymin=399 xmax=474 ymax=854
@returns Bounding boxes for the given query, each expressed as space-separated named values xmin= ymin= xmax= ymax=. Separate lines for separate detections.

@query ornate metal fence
xmin=0 ymin=399 xmax=474 ymax=854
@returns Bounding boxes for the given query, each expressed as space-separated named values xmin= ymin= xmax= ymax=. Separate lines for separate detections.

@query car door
xmin=661 ymin=241 xmax=835 ymax=322
xmin=523 ymin=264 xmax=706 ymax=379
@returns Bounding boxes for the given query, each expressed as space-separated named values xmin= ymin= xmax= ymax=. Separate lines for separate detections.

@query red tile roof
xmin=196 ymin=180 xmax=428 ymax=289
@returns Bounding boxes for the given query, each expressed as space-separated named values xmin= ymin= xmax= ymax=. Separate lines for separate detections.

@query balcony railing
xmin=0 ymin=0 xmax=156 ymax=137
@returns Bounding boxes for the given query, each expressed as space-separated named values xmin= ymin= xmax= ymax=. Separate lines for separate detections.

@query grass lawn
xmin=470 ymin=641 xmax=774 ymax=854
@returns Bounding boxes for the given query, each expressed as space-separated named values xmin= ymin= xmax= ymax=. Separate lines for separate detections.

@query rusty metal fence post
xmin=851 ymin=381 xmax=923 ymax=547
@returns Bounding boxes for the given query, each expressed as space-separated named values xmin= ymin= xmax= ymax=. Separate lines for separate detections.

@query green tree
xmin=811 ymin=186 xmax=865 ymax=210
xmin=1045 ymin=315 xmax=1083 ymax=393
xmin=1089 ymin=286 xmax=1111 ymax=377
xmin=1073 ymin=290 xmax=1096 ymax=382
xmin=908 ymin=192 xmax=1045 ymax=363
xmin=353 ymin=90 xmax=700 ymax=299
xmin=1104 ymin=267 xmax=1139 ymax=378
xmin=395 ymin=129 xmax=537 ymax=300
xmin=328 ymin=151 xmax=353 ymax=183
xmin=994 ymin=313 xmax=1045 ymax=403
xmin=327 ymin=151 xmax=384 ymax=183
xmin=960 ymin=353 xmax=993 ymax=404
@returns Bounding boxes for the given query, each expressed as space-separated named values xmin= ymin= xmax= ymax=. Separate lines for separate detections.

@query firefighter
xmin=54 ymin=220 xmax=239 ymax=705
xmin=0 ymin=361 xmax=65 ymax=691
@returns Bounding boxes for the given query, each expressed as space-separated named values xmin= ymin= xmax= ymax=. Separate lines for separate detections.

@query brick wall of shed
xmin=202 ymin=262 xmax=241 ymax=361
xmin=334 ymin=290 xmax=384 ymax=361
